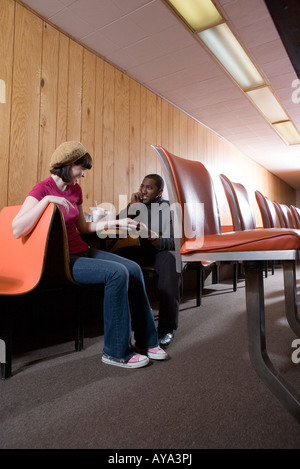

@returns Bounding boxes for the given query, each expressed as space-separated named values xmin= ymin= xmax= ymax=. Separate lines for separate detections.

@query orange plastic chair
xmin=219 ymin=173 xmax=258 ymax=283
xmin=0 ymin=203 xmax=83 ymax=379
xmin=255 ymin=191 xmax=281 ymax=228
xmin=220 ymin=174 xmax=256 ymax=231
xmin=290 ymin=205 xmax=300 ymax=229
xmin=151 ymin=145 xmax=300 ymax=420
xmin=220 ymin=175 xmax=274 ymax=277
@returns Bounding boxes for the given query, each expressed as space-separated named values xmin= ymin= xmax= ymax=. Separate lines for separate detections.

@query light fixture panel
xmin=246 ymin=87 xmax=288 ymax=123
xmin=167 ymin=0 xmax=223 ymax=31
xmin=272 ymin=121 xmax=300 ymax=145
xmin=198 ymin=23 xmax=265 ymax=91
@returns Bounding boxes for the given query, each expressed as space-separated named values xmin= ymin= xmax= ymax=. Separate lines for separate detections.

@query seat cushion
xmin=181 ymin=228 xmax=300 ymax=253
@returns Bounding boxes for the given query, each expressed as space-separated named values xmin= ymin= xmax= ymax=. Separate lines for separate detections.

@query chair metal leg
xmin=233 ymin=262 xmax=238 ymax=292
xmin=0 ymin=302 xmax=12 ymax=379
xmin=212 ymin=263 xmax=220 ymax=284
xmin=282 ymin=260 xmax=300 ymax=338
xmin=271 ymin=260 xmax=275 ymax=275
xmin=75 ymin=306 xmax=84 ymax=352
xmin=196 ymin=267 xmax=202 ymax=307
xmin=244 ymin=260 xmax=300 ymax=421
xmin=264 ymin=260 xmax=268 ymax=278
xmin=74 ymin=286 xmax=84 ymax=351
xmin=0 ymin=339 xmax=11 ymax=379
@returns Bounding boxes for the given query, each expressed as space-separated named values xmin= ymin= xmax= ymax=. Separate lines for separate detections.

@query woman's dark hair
xmin=50 ymin=152 xmax=93 ymax=183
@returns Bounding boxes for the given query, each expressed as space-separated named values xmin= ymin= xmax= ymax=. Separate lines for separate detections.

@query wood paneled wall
xmin=0 ymin=0 xmax=295 ymax=226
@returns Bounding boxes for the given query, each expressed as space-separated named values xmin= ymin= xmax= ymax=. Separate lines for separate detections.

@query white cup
xmin=91 ymin=207 xmax=105 ymax=222
xmin=104 ymin=210 xmax=115 ymax=221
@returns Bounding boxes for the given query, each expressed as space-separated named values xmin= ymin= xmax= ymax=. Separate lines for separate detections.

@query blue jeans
xmin=70 ymin=248 xmax=158 ymax=361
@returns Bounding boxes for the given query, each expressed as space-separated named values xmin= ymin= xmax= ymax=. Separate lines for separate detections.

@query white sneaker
xmin=147 ymin=346 xmax=168 ymax=360
xmin=102 ymin=353 xmax=149 ymax=369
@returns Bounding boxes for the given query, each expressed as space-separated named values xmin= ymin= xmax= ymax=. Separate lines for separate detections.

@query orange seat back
xmin=274 ymin=201 xmax=297 ymax=228
xmin=283 ymin=204 xmax=297 ymax=228
xmin=153 ymin=147 xmax=221 ymax=240
xmin=0 ymin=203 xmax=73 ymax=295
xmin=220 ymin=174 xmax=256 ymax=231
xmin=151 ymin=145 xmax=221 ymax=271
xmin=290 ymin=205 xmax=300 ymax=229
xmin=255 ymin=191 xmax=281 ymax=228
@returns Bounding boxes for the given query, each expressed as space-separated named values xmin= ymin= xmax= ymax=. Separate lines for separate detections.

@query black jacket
xmin=118 ymin=196 xmax=175 ymax=251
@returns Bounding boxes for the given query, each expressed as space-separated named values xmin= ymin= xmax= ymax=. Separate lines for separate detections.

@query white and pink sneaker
xmin=146 ymin=346 xmax=168 ymax=360
xmin=102 ymin=353 xmax=149 ymax=369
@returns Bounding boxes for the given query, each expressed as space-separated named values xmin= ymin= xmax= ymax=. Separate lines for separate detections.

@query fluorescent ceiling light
xmin=198 ymin=23 xmax=265 ymax=90
xmin=246 ymin=87 xmax=288 ymax=123
xmin=272 ymin=121 xmax=300 ymax=145
xmin=167 ymin=0 xmax=223 ymax=31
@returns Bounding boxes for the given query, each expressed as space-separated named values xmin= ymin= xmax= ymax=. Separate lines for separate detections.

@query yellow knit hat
xmin=50 ymin=141 xmax=88 ymax=168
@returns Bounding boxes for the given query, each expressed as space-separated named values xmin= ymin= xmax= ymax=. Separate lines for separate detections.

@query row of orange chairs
xmin=219 ymin=175 xmax=300 ymax=277
xmin=255 ymin=191 xmax=300 ymax=230
xmin=219 ymin=174 xmax=300 ymax=233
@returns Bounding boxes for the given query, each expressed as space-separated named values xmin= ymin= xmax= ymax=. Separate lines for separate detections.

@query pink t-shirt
xmin=28 ymin=177 xmax=89 ymax=254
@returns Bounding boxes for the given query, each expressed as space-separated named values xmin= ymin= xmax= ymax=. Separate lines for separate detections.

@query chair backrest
xmin=285 ymin=205 xmax=297 ymax=228
xmin=255 ymin=191 xmax=281 ymax=228
xmin=290 ymin=205 xmax=300 ymax=229
xmin=0 ymin=203 xmax=73 ymax=295
xmin=273 ymin=201 xmax=286 ymax=227
xmin=274 ymin=201 xmax=297 ymax=228
xmin=220 ymin=174 xmax=256 ymax=231
xmin=151 ymin=145 xmax=221 ymax=252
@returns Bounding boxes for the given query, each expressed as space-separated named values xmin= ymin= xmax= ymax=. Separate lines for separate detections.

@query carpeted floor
xmin=1 ymin=265 xmax=299 ymax=449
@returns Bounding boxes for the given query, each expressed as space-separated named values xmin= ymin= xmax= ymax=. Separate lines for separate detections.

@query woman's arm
xmin=12 ymin=195 xmax=74 ymax=239
xmin=76 ymin=205 xmax=140 ymax=234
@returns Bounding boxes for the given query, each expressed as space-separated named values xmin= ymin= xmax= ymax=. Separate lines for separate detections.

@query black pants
xmin=115 ymin=246 xmax=182 ymax=333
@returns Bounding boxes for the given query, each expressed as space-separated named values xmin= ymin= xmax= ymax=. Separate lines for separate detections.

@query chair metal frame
xmin=152 ymin=145 xmax=300 ymax=420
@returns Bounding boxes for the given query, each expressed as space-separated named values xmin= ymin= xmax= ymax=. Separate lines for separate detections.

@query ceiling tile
xmin=127 ymin=0 xmax=178 ymax=35
xmin=21 ymin=0 xmax=66 ymax=17
xmin=82 ymin=30 xmax=121 ymax=56
xmin=97 ymin=17 xmax=148 ymax=48
xmin=113 ymin=0 xmax=153 ymax=15
xmin=68 ymin=0 xmax=124 ymax=29
xmin=49 ymin=8 xmax=95 ymax=37
xmin=127 ymin=53 xmax=180 ymax=83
